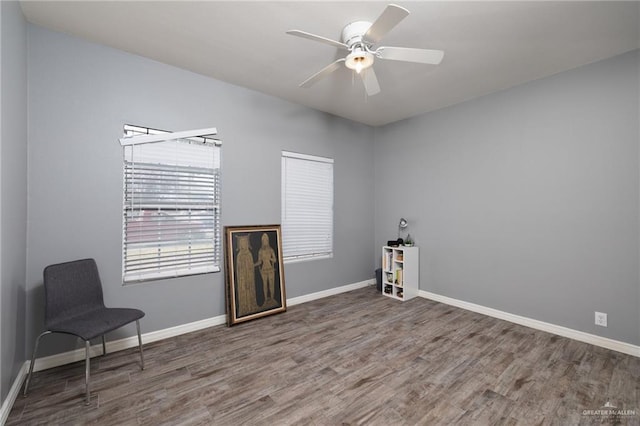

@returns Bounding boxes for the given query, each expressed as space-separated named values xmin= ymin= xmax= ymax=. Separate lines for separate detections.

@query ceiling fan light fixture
xmin=345 ymin=50 xmax=374 ymax=74
xmin=287 ymin=4 xmax=443 ymax=95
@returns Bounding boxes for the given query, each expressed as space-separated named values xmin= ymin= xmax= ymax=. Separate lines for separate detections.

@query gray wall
xmin=0 ymin=1 xmax=28 ymax=401
xmin=374 ymin=50 xmax=640 ymax=345
xmin=26 ymin=25 xmax=374 ymax=357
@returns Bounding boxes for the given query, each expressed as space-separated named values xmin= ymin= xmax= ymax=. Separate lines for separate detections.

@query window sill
xmin=283 ymin=254 xmax=333 ymax=264
xmin=123 ymin=265 xmax=221 ymax=284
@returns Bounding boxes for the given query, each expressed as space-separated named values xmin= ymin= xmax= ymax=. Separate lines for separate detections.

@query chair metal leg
xmin=23 ymin=331 xmax=51 ymax=397
xmin=136 ymin=320 xmax=145 ymax=370
xmin=85 ymin=340 xmax=91 ymax=405
xmin=102 ymin=335 xmax=107 ymax=356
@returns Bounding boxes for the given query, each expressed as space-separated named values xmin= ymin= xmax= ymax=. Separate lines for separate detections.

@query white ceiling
xmin=20 ymin=1 xmax=640 ymax=126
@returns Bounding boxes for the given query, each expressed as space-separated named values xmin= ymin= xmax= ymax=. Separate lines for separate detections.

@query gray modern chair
xmin=23 ymin=258 xmax=145 ymax=404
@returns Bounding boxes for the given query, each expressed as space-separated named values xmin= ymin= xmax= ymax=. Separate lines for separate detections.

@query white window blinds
xmin=281 ymin=151 xmax=334 ymax=261
xmin=121 ymin=125 xmax=221 ymax=282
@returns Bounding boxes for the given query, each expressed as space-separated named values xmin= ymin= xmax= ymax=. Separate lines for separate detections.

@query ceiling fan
xmin=286 ymin=4 xmax=444 ymax=96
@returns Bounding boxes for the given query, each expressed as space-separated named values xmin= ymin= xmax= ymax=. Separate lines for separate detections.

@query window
xmin=281 ymin=151 xmax=334 ymax=261
xmin=121 ymin=125 xmax=221 ymax=283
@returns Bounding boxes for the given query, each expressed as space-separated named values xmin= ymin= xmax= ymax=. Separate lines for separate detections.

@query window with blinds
xmin=122 ymin=125 xmax=221 ymax=283
xmin=281 ymin=151 xmax=334 ymax=261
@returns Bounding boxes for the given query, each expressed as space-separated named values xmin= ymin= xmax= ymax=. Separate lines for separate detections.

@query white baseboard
xmin=0 ymin=361 xmax=28 ymax=426
xmin=32 ymin=315 xmax=228 ymax=372
xmin=32 ymin=278 xmax=375 ymax=373
xmin=418 ymin=290 xmax=640 ymax=358
xmin=287 ymin=279 xmax=375 ymax=306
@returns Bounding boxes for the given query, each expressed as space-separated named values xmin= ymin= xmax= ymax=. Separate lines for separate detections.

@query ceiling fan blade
xmin=300 ymin=58 xmax=346 ymax=88
xmin=286 ymin=30 xmax=348 ymax=50
xmin=360 ymin=67 xmax=381 ymax=96
xmin=363 ymin=4 xmax=410 ymax=44
xmin=377 ymin=47 xmax=444 ymax=65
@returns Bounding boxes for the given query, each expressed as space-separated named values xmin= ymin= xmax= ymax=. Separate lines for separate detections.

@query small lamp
xmin=398 ymin=217 xmax=408 ymax=239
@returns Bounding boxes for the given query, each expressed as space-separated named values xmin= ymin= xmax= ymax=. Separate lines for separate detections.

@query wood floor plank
xmin=10 ymin=286 xmax=640 ymax=425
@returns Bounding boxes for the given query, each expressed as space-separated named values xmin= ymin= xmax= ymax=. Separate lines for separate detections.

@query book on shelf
xmin=396 ymin=252 xmax=404 ymax=262
xmin=395 ymin=269 xmax=403 ymax=286
xmin=383 ymin=252 xmax=392 ymax=271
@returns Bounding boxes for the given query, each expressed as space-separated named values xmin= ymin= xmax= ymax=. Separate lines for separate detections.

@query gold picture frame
xmin=224 ymin=225 xmax=287 ymax=326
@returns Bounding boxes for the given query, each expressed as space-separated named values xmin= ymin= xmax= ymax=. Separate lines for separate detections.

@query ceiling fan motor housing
xmin=342 ymin=21 xmax=375 ymax=71
xmin=341 ymin=21 xmax=372 ymax=48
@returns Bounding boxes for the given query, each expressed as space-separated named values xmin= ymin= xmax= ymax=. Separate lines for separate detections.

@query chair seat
xmin=48 ymin=307 xmax=145 ymax=341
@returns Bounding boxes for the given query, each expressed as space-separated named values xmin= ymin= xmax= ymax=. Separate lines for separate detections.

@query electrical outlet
xmin=595 ymin=311 xmax=607 ymax=327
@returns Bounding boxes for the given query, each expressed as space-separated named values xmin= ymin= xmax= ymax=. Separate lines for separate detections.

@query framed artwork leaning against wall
xmin=224 ymin=225 xmax=287 ymax=325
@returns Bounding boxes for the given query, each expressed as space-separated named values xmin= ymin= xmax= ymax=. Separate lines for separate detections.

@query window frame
xmin=120 ymin=124 xmax=222 ymax=283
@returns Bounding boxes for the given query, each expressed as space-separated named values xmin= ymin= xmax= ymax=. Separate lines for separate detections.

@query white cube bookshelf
xmin=381 ymin=246 xmax=419 ymax=301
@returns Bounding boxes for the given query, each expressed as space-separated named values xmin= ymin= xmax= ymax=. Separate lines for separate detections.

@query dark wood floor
xmin=8 ymin=286 xmax=640 ymax=425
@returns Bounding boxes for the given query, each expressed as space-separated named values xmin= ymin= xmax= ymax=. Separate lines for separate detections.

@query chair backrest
xmin=43 ymin=258 xmax=106 ymax=327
